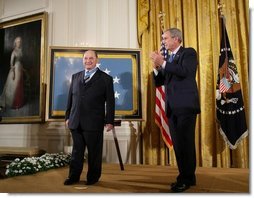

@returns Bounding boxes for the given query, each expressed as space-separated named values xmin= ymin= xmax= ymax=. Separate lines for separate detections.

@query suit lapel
xmin=83 ymin=69 xmax=101 ymax=88
xmin=174 ymin=46 xmax=184 ymax=61
xmin=166 ymin=46 xmax=184 ymax=83
xmin=78 ymin=71 xmax=85 ymax=86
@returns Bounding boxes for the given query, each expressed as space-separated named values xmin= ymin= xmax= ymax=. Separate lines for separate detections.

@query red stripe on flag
xmin=155 ymin=85 xmax=172 ymax=147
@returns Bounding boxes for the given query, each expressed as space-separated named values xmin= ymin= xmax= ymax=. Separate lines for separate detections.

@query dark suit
xmin=154 ymin=46 xmax=200 ymax=185
xmin=65 ymin=68 xmax=115 ymax=183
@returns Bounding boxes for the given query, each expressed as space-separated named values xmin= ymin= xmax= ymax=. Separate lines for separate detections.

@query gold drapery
xmin=137 ymin=0 xmax=249 ymax=168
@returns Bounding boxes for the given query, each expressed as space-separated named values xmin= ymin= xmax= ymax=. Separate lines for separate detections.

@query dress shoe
xmin=86 ymin=180 xmax=98 ymax=185
xmin=64 ymin=178 xmax=79 ymax=185
xmin=171 ymin=181 xmax=196 ymax=187
xmin=171 ymin=183 xmax=190 ymax=192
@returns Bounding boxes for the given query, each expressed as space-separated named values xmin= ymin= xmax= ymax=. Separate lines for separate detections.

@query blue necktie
xmin=84 ymin=67 xmax=98 ymax=83
xmin=84 ymin=70 xmax=91 ymax=83
xmin=169 ymin=54 xmax=175 ymax=63
xmin=85 ymin=70 xmax=90 ymax=77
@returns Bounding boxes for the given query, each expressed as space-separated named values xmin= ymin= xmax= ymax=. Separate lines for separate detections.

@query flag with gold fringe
xmin=216 ymin=16 xmax=248 ymax=149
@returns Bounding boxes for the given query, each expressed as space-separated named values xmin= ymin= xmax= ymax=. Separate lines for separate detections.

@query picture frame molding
xmin=46 ymin=46 xmax=143 ymax=122
xmin=0 ymin=12 xmax=47 ymax=124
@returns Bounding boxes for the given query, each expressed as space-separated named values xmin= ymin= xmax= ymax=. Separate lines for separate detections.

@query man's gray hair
xmin=164 ymin=28 xmax=182 ymax=43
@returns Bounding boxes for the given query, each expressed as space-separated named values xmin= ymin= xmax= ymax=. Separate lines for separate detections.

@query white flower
xmin=5 ymin=153 xmax=71 ymax=177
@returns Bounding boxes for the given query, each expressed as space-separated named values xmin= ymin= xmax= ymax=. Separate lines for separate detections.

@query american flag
xmin=154 ymin=37 xmax=172 ymax=148
xmin=219 ymin=77 xmax=231 ymax=93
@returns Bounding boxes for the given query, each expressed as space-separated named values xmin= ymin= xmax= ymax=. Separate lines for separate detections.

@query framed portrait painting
xmin=47 ymin=47 xmax=142 ymax=121
xmin=0 ymin=12 xmax=47 ymax=123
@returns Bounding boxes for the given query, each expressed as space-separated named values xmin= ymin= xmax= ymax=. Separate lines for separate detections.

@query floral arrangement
xmin=5 ymin=152 xmax=71 ymax=177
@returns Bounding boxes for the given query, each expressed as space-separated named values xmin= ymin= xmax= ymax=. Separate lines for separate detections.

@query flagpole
xmin=218 ymin=0 xmax=230 ymax=80
xmin=158 ymin=11 xmax=165 ymax=32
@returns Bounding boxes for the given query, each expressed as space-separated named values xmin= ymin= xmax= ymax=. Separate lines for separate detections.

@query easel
xmin=0 ymin=106 xmax=3 ymax=122
xmin=112 ymin=120 xmax=142 ymax=170
xmin=112 ymin=120 xmax=124 ymax=170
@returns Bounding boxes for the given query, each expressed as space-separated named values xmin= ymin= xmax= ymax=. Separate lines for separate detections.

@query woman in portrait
xmin=0 ymin=36 xmax=25 ymax=109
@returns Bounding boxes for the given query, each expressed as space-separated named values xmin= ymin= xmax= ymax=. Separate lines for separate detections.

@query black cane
xmin=112 ymin=127 xmax=124 ymax=171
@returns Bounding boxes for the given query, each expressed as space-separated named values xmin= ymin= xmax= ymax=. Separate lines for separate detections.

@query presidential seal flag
xmin=216 ymin=17 xmax=248 ymax=149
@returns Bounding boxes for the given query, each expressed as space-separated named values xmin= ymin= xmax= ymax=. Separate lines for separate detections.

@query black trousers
xmin=68 ymin=125 xmax=103 ymax=182
xmin=168 ymin=113 xmax=197 ymax=185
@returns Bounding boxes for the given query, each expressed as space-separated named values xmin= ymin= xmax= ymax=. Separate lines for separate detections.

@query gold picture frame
xmin=0 ymin=12 xmax=47 ymax=123
xmin=47 ymin=46 xmax=142 ymax=121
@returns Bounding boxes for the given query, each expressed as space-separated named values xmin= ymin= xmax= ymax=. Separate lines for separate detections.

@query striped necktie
xmin=84 ymin=70 xmax=91 ymax=83
xmin=84 ymin=67 xmax=98 ymax=83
